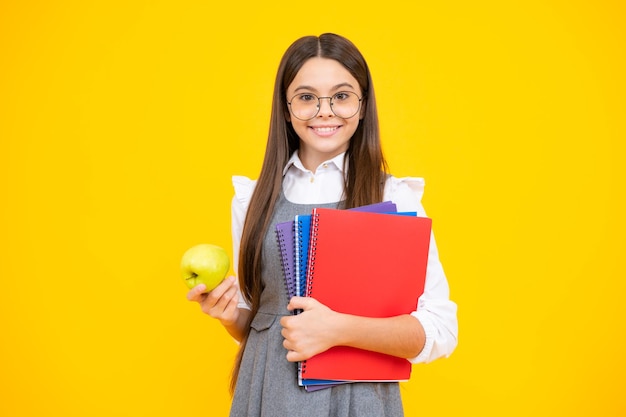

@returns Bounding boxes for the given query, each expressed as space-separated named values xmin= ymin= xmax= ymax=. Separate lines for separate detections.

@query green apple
xmin=181 ymin=243 xmax=230 ymax=292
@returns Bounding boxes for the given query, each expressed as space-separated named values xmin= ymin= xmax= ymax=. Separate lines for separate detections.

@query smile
xmin=311 ymin=126 xmax=339 ymax=133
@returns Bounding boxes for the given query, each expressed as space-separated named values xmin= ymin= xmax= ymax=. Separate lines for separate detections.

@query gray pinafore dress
xmin=229 ymin=192 xmax=404 ymax=417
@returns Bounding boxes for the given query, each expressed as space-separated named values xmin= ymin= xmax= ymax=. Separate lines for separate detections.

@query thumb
xmin=287 ymin=296 xmax=312 ymax=312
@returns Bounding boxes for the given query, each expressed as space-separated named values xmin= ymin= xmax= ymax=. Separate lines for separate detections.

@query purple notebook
xmin=276 ymin=220 xmax=297 ymax=299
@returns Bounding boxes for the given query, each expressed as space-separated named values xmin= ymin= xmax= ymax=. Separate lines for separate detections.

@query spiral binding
xmin=299 ymin=212 xmax=321 ymax=378
xmin=295 ymin=216 xmax=307 ymax=298
xmin=275 ymin=227 xmax=296 ymax=299
xmin=306 ymin=211 xmax=321 ymax=297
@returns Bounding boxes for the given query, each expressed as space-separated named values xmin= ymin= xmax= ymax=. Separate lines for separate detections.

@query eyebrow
xmin=293 ymin=82 xmax=357 ymax=93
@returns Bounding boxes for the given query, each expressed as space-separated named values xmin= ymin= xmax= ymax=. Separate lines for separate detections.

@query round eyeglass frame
xmin=287 ymin=91 xmax=364 ymax=121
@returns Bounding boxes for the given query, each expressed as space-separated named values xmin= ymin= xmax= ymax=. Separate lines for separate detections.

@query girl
xmin=187 ymin=33 xmax=458 ymax=416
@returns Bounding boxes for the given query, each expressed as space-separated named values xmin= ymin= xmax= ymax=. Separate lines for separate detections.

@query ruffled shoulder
xmin=383 ymin=176 xmax=426 ymax=213
xmin=232 ymin=175 xmax=257 ymax=210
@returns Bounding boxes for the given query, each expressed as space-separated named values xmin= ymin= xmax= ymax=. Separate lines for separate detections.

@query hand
xmin=186 ymin=275 xmax=240 ymax=327
xmin=279 ymin=297 xmax=340 ymax=362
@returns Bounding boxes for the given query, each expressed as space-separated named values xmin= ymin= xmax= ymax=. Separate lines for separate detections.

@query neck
xmin=298 ymin=149 xmax=344 ymax=173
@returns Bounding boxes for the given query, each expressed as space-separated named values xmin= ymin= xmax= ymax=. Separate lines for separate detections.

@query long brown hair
xmin=231 ymin=33 xmax=389 ymax=394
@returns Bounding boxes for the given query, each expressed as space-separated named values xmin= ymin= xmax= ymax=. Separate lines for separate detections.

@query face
xmin=286 ymin=57 xmax=363 ymax=171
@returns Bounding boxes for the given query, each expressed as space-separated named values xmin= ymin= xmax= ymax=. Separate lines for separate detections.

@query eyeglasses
xmin=287 ymin=91 xmax=363 ymax=121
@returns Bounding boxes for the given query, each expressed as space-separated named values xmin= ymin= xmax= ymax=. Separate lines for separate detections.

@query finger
xmin=282 ymin=338 xmax=292 ymax=351
xmin=186 ymin=284 xmax=207 ymax=301
xmin=206 ymin=276 xmax=236 ymax=303
xmin=286 ymin=349 xmax=304 ymax=363
xmin=221 ymin=291 xmax=240 ymax=319
xmin=287 ymin=296 xmax=311 ymax=311
xmin=211 ymin=285 xmax=239 ymax=314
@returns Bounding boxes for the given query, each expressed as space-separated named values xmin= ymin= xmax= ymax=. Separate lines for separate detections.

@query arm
xmin=384 ymin=176 xmax=458 ymax=363
xmin=279 ymin=232 xmax=458 ymax=363
xmin=280 ymin=297 xmax=425 ymax=362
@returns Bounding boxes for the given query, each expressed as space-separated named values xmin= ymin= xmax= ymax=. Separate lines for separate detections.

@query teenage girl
xmin=187 ymin=33 xmax=458 ymax=417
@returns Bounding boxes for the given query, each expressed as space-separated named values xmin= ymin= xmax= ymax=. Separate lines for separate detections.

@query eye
xmin=333 ymin=92 xmax=351 ymax=101
xmin=297 ymin=93 xmax=317 ymax=102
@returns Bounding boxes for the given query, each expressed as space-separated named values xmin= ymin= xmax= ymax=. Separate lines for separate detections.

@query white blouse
xmin=230 ymin=152 xmax=458 ymax=364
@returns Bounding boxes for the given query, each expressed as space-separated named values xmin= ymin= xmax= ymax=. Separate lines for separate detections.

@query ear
xmin=284 ymin=102 xmax=291 ymax=122
xmin=359 ymin=98 xmax=366 ymax=120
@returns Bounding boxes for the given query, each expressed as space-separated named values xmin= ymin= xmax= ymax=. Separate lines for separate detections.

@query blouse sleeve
xmin=384 ymin=176 xmax=458 ymax=364
xmin=231 ymin=175 xmax=256 ymax=310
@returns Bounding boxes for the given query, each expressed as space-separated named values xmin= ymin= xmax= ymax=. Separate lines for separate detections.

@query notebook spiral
xmin=295 ymin=215 xmax=311 ymax=299
xmin=305 ymin=212 xmax=320 ymax=298
xmin=275 ymin=222 xmax=296 ymax=299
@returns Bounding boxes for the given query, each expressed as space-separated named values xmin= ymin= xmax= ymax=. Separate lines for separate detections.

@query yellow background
xmin=1 ymin=1 xmax=624 ymax=416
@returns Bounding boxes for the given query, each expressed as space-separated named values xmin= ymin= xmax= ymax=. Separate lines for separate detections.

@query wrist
xmin=221 ymin=308 xmax=249 ymax=342
xmin=330 ymin=311 xmax=353 ymax=347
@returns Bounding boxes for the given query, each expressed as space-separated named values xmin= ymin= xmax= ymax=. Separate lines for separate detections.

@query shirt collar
xmin=282 ymin=151 xmax=347 ymax=176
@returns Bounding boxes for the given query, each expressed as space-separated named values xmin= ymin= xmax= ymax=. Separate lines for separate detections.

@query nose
xmin=317 ymin=97 xmax=334 ymax=117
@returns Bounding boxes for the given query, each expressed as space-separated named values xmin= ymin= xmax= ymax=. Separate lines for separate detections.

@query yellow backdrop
xmin=1 ymin=1 xmax=624 ymax=416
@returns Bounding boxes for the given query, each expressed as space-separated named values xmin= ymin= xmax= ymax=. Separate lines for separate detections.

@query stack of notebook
xmin=275 ymin=202 xmax=432 ymax=391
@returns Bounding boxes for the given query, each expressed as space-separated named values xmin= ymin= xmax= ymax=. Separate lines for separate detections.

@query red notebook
xmin=301 ymin=207 xmax=432 ymax=383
